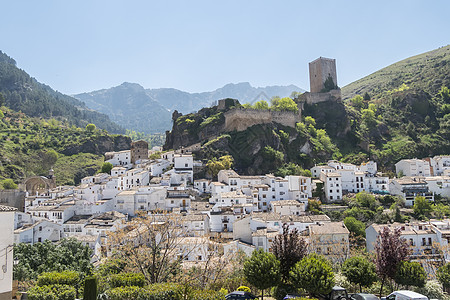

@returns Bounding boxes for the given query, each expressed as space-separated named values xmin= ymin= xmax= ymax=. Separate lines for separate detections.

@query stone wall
xmin=300 ymin=89 xmax=342 ymax=105
xmin=0 ymin=190 xmax=25 ymax=211
xmin=224 ymin=108 xmax=301 ymax=132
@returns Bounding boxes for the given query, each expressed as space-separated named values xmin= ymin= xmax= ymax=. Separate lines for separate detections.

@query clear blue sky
xmin=1 ymin=0 xmax=449 ymax=95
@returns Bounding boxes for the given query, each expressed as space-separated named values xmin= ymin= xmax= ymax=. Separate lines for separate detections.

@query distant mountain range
xmin=74 ymin=82 xmax=305 ymax=133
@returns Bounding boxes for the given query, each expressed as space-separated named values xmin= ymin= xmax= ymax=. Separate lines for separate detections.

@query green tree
xmin=361 ymin=108 xmax=376 ymax=128
xmin=350 ymin=95 xmax=365 ymax=109
xmin=413 ymin=196 xmax=433 ymax=219
xmin=341 ymin=256 xmax=377 ymax=292
xmin=253 ymin=100 xmax=269 ymax=110
xmin=290 ymin=253 xmax=335 ymax=297
xmin=1 ymin=179 xmax=17 ymax=189
xmin=355 ymin=192 xmax=378 ymax=210
xmin=363 ymin=92 xmax=371 ymax=101
xmin=321 ymin=75 xmax=338 ymax=92
xmin=0 ymin=93 xmax=4 ymax=106
xmin=271 ymin=97 xmax=298 ymax=112
xmin=438 ymin=86 xmax=450 ymax=102
xmin=86 ymin=123 xmax=96 ymax=132
xmin=343 ymin=217 xmax=366 ymax=238
xmin=243 ymin=249 xmax=280 ymax=300
xmin=101 ymin=162 xmax=114 ymax=174
xmin=394 ymin=261 xmax=426 ymax=288
xmin=304 ymin=116 xmax=316 ymax=127
xmin=437 ymin=263 xmax=450 ymax=289
xmin=206 ymin=155 xmax=234 ymax=178
xmin=83 ymin=276 xmax=98 ymax=300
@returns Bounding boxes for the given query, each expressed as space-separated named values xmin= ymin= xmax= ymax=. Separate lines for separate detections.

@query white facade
xmin=395 ymin=159 xmax=432 ymax=177
xmin=430 ymin=156 xmax=450 ymax=176
xmin=0 ymin=206 xmax=16 ymax=299
xmin=389 ymin=177 xmax=434 ymax=206
xmin=321 ymin=172 xmax=343 ymax=202
xmin=14 ymin=220 xmax=62 ymax=244
xmin=105 ymin=150 xmax=131 ymax=168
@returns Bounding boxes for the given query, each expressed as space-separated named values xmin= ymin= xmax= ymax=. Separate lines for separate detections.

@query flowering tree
xmin=374 ymin=227 xmax=410 ymax=297
xmin=272 ymin=224 xmax=308 ymax=283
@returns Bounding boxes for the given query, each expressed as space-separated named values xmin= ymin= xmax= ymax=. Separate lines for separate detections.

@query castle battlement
xmin=224 ymin=108 xmax=301 ymax=132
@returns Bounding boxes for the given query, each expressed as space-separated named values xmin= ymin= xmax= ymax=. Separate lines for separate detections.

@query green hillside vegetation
xmin=0 ymin=105 xmax=130 ymax=186
xmin=165 ymin=98 xmax=340 ymax=175
xmin=0 ymin=51 xmax=124 ymax=134
xmin=341 ymin=45 xmax=450 ymax=169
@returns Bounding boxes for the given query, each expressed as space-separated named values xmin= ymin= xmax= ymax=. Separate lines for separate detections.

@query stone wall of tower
xmin=130 ymin=140 xmax=148 ymax=164
xmin=224 ymin=108 xmax=301 ymax=132
xmin=309 ymin=57 xmax=337 ymax=93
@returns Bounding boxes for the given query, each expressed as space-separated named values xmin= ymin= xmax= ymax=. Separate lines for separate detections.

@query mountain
xmin=0 ymin=51 xmax=124 ymax=134
xmin=146 ymin=82 xmax=305 ymax=114
xmin=74 ymin=82 xmax=172 ymax=134
xmin=74 ymin=82 xmax=304 ymax=134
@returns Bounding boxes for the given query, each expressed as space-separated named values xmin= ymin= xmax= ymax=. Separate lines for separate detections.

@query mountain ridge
xmin=74 ymin=82 xmax=305 ymax=133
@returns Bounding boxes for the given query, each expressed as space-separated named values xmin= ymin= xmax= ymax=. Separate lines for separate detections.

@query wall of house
xmin=0 ymin=190 xmax=25 ymax=212
xmin=0 ymin=211 xmax=14 ymax=300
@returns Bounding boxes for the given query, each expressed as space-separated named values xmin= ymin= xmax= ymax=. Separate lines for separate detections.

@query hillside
xmin=165 ymin=98 xmax=344 ymax=175
xmin=342 ymin=45 xmax=450 ymax=100
xmin=74 ymin=82 xmax=304 ymax=134
xmin=0 ymin=51 xmax=124 ymax=134
xmin=340 ymin=45 xmax=450 ymax=169
xmin=0 ymin=106 xmax=130 ymax=186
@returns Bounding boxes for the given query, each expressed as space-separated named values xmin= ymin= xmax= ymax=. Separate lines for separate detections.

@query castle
xmin=219 ymin=57 xmax=341 ymax=132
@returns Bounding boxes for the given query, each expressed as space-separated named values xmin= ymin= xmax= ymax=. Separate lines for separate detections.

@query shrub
xmin=28 ymin=284 xmax=76 ymax=300
xmin=106 ymin=283 xmax=182 ymax=300
xmin=109 ymin=272 xmax=145 ymax=288
xmin=237 ymin=286 xmax=251 ymax=292
xmin=37 ymin=270 xmax=80 ymax=287
xmin=189 ymin=289 xmax=225 ymax=300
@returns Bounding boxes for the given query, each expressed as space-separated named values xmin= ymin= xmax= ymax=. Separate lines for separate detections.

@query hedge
xmin=37 ymin=270 xmax=80 ymax=287
xmin=27 ymin=284 xmax=76 ymax=300
xmin=109 ymin=272 xmax=145 ymax=288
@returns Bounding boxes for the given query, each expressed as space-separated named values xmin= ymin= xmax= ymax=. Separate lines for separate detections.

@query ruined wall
xmin=300 ymin=89 xmax=342 ymax=105
xmin=0 ymin=190 xmax=25 ymax=211
xmin=224 ymin=108 xmax=301 ymax=132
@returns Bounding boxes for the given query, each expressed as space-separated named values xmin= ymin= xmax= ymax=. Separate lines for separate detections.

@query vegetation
xmin=374 ymin=227 xmax=410 ymax=296
xmin=0 ymin=106 xmax=129 ymax=185
xmin=206 ymin=155 xmax=234 ymax=178
xmin=341 ymin=256 xmax=377 ymax=292
xmin=272 ymin=224 xmax=308 ymax=283
xmin=243 ymin=249 xmax=280 ymax=300
xmin=0 ymin=51 xmax=123 ymax=133
xmin=101 ymin=162 xmax=114 ymax=174
xmin=290 ymin=253 xmax=335 ymax=296
xmin=394 ymin=261 xmax=426 ymax=288
xmin=83 ymin=276 xmax=98 ymax=300
xmin=13 ymin=238 xmax=92 ymax=281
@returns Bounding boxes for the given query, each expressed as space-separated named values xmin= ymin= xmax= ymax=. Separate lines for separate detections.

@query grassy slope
xmin=0 ymin=106 xmax=125 ymax=186
xmin=342 ymin=45 xmax=450 ymax=100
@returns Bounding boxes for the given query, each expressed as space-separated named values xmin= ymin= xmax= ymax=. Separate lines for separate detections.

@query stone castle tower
xmin=309 ymin=57 xmax=338 ymax=93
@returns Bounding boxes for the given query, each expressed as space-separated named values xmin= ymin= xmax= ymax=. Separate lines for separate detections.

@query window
xmin=428 ymin=237 xmax=432 ymax=245
xmin=422 ymin=238 xmax=426 ymax=246
xmin=330 ymin=190 xmax=333 ymax=193
xmin=330 ymin=196 xmax=333 ymax=200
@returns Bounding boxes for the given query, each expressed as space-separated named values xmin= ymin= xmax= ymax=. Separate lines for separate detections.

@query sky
xmin=1 ymin=0 xmax=449 ymax=95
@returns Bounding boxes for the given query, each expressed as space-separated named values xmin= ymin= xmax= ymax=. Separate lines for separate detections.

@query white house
xmin=0 ymin=205 xmax=16 ymax=300
xmin=173 ymin=154 xmax=194 ymax=183
xmin=270 ymin=200 xmax=305 ymax=215
xmin=389 ymin=177 xmax=434 ymax=206
xmin=308 ymin=221 xmax=350 ymax=263
xmin=395 ymin=159 xmax=431 ymax=177
xmin=105 ymin=150 xmax=131 ymax=168
xmin=14 ymin=220 xmax=62 ymax=244
xmin=321 ymin=172 xmax=343 ymax=202
xmin=424 ymin=176 xmax=450 ymax=198
xmin=429 ymin=156 xmax=450 ymax=176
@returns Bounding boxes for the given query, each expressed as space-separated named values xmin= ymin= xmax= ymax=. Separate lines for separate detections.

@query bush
xmin=237 ymin=286 xmax=251 ymax=292
xmin=189 ymin=289 xmax=225 ymax=300
xmin=106 ymin=283 xmax=182 ymax=300
xmin=37 ymin=270 xmax=80 ymax=287
xmin=109 ymin=272 xmax=145 ymax=288
xmin=28 ymin=284 xmax=76 ymax=300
